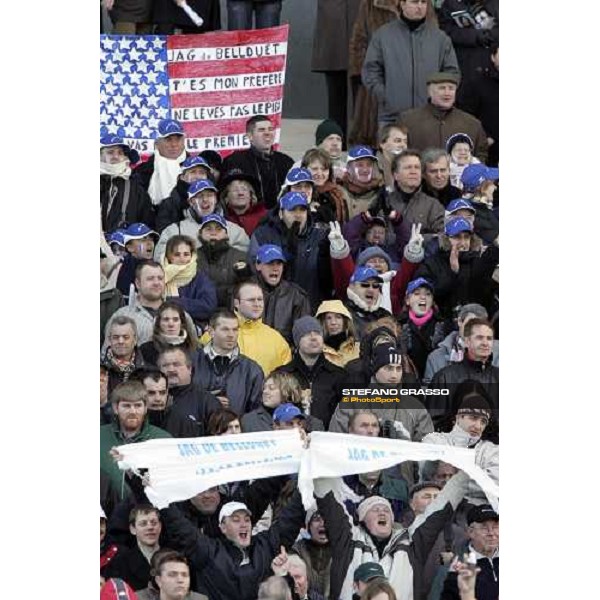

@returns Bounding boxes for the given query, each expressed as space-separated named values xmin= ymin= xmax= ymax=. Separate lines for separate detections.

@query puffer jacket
xmin=362 ymin=17 xmax=459 ymax=123
xmin=424 ymin=331 xmax=499 ymax=385
xmin=259 ymin=278 xmax=312 ymax=345
xmin=154 ymin=210 xmax=250 ymax=263
xmin=315 ymin=471 xmax=470 ymax=600
xmin=249 ymin=210 xmax=332 ymax=310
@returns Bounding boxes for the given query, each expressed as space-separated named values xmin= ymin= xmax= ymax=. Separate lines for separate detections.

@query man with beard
xmin=193 ymin=309 xmax=264 ymax=416
xmin=195 ymin=214 xmax=249 ymax=307
xmin=222 ymin=115 xmax=294 ymax=209
xmin=103 ymin=504 xmax=163 ymax=590
xmin=421 ymin=149 xmax=462 ymax=207
xmin=100 ymin=135 xmax=154 ymax=233
xmin=292 ymin=510 xmax=332 ymax=598
xmin=134 ymin=119 xmax=188 ymax=206
xmin=279 ymin=316 xmax=346 ymax=429
xmin=155 ymin=179 xmax=249 ymax=263
xmin=102 ymin=316 xmax=146 ymax=395
xmin=249 ymin=192 xmax=332 ymax=310
xmin=156 ymin=347 xmax=222 ymax=437
xmin=233 ymin=280 xmax=292 ymax=376
xmin=255 ymin=244 xmax=311 ymax=345
xmin=99 ymin=380 xmax=171 ymax=499
xmin=314 ymin=468 xmax=471 ymax=600
xmin=342 ymin=146 xmax=385 ymax=218
xmin=155 ymin=155 xmax=214 ymax=233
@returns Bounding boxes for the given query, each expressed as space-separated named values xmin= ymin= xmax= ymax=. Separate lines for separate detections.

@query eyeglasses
xmin=359 ymin=282 xmax=382 ymax=290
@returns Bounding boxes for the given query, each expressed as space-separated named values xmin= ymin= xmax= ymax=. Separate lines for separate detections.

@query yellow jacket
xmin=323 ymin=337 xmax=360 ymax=367
xmin=235 ymin=314 xmax=292 ymax=376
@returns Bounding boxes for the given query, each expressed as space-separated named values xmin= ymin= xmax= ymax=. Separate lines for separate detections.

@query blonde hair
xmin=265 ymin=370 xmax=303 ymax=406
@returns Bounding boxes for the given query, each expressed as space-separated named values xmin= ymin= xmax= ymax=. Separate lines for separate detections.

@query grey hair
xmin=458 ymin=303 xmax=488 ymax=321
xmin=421 ymin=148 xmax=450 ymax=166
xmin=285 ymin=554 xmax=307 ymax=575
xmin=110 ymin=315 xmax=138 ymax=339
xmin=257 ymin=576 xmax=292 ymax=600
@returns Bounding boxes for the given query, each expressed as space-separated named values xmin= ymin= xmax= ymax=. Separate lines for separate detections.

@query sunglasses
xmin=359 ymin=282 xmax=382 ymax=290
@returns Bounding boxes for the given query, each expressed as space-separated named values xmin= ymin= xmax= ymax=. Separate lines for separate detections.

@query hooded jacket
xmin=424 ymin=331 xmax=499 ymax=384
xmin=154 ymin=210 xmax=250 ymax=263
xmin=192 ymin=345 xmax=264 ymax=416
xmin=249 ymin=209 xmax=333 ymax=310
xmin=278 ymin=353 xmax=347 ymax=429
xmin=362 ymin=17 xmax=459 ymax=123
xmin=315 ymin=471 xmax=470 ymax=600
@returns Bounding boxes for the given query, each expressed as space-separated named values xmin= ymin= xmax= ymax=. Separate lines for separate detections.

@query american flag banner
xmin=100 ymin=25 xmax=289 ymax=157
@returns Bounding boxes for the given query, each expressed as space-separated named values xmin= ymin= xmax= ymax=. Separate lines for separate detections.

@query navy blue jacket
xmin=170 ymin=271 xmax=218 ymax=325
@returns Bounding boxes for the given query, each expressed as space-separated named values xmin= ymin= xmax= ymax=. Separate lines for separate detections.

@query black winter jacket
xmin=192 ymin=348 xmax=264 ymax=416
xmin=155 ymin=179 xmax=190 ymax=232
xmin=250 ymin=210 xmax=333 ymax=310
xmin=100 ymin=175 xmax=155 ymax=233
xmin=421 ymin=180 xmax=462 ymax=208
xmin=167 ymin=382 xmax=223 ymax=437
xmin=196 ymin=241 xmax=248 ymax=307
xmin=222 ymin=146 xmax=294 ymax=209
xmin=260 ymin=278 xmax=312 ymax=345
xmin=441 ymin=543 xmax=499 ymax=600
xmin=157 ymin=490 xmax=306 ymax=600
xmin=278 ymin=354 xmax=346 ymax=428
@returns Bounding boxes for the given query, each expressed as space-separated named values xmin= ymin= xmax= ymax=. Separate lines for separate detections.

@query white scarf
xmin=148 ymin=149 xmax=186 ymax=205
xmin=100 ymin=160 xmax=131 ymax=179
xmin=347 ymin=287 xmax=383 ymax=312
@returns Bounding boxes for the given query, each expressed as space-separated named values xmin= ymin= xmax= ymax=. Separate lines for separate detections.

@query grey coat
xmin=387 ymin=188 xmax=446 ymax=236
xmin=312 ymin=0 xmax=363 ymax=72
xmin=424 ymin=331 xmax=499 ymax=384
xmin=362 ymin=18 xmax=459 ymax=122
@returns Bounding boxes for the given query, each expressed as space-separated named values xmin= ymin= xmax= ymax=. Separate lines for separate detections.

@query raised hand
xmin=328 ymin=221 xmax=346 ymax=252
xmin=271 ymin=545 xmax=289 ymax=576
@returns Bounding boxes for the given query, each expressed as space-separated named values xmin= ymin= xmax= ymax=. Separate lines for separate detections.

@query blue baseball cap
xmin=461 ymin=164 xmax=499 ymax=192
xmin=123 ymin=223 xmax=158 ymax=243
xmin=100 ymin=135 xmax=140 ymax=164
xmin=188 ymin=179 xmax=218 ymax=199
xmin=350 ymin=266 xmax=383 ymax=284
xmin=181 ymin=155 xmax=211 ymax=173
xmin=280 ymin=191 xmax=309 ymax=211
xmin=406 ymin=277 xmax=434 ymax=296
xmin=106 ymin=229 xmax=126 ymax=248
xmin=446 ymin=198 xmax=475 ymax=215
xmin=199 ymin=213 xmax=228 ymax=230
xmin=273 ymin=403 xmax=306 ymax=423
xmin=347 ymin=145 xmax=379 ymax=163
xmin=284 ymin=167 xmax=314 ymax=188
xmin=157 ymin=118 xmax=185 ymax=139
xmin=445 ymin=216 xmax=474 ymax=237
xmin=256 ymin=244 xmax=287 ymax=264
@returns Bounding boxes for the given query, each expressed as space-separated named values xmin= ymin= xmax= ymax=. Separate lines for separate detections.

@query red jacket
xmin=226 ymin=203 xmax=268 ymax=237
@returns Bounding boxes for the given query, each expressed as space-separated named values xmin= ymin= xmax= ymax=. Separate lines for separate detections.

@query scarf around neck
xmin=408 ymin=308 xmax=433 ymax=327
xmin=100 ymin=160 xmax=131 ymax=179
xmin=155 ymin=330 xmax=188 ymax=347
xmin=162 ymin=255 xmax=198 ymax=296
xmin=148 ymin=149 xmax=186 ymax=205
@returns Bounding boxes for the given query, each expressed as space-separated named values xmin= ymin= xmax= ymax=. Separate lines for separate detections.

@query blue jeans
xmin=227 ymin=1 xmax=282 ymax=31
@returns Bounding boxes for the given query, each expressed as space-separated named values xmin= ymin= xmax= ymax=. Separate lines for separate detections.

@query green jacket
xmin=100 ymin=418 xmax=171 ymax=500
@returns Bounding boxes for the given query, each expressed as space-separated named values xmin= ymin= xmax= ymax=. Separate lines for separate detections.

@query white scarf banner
xmin=117 ymin=430 xmax=304 ymax=509
xmin=297 ymin=432 xmax=499 ymax=512
xmin=117 ymin=431 xmax=499 ymax=511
